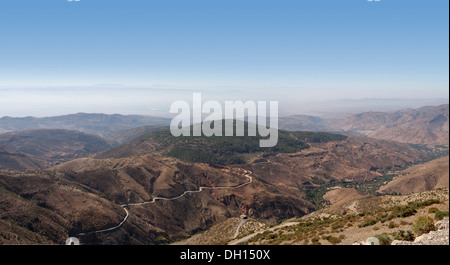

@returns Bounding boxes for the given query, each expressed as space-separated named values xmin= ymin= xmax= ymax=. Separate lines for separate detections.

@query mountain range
xmin=0 ymin=129 xmax=112 ymax=168
xmin=0 ymin=104 xmax=448 ymax=245
xmin=0 ymin=113 xmax=171 ymax=138
xmin=279 ymin=104 xmax=449 ymax=145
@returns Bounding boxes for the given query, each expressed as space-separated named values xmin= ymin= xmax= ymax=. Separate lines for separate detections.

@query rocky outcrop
xmin=392 ymin=217 xmax=449 ymax=245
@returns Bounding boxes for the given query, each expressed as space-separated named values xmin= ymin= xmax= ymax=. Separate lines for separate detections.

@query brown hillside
xmin=0 ymin=129 xmax=112 ymax=168
xmin=326 ymin=104 xmax=449 ymax=145
xmin=0 ymin=145 xmax=44 ymax=170
xmin=323 ymin=188 xmax=368 ymax=206
xmin=1 ymin=154 xmax=313 ymax=244
xmin=279 ymin=104 xmax=449 ymax=145
xmin=378 ymin=156 xmax=449 ymax=195
xmin=240 ymin=136 xmax=425 ymax=191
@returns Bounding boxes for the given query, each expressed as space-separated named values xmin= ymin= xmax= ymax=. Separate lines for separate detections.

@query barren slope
xmin=378 ymin=156 xmax=449 ymax=195
xmin=0 ymin=129 xmax=111 ymax=168
xmin=240 ymin=136 xmax=425 ymax=190
xmin=279 ymin=104 xmax=449 ymax=145
xmin=1 ymin=154 xmax=313 ymax=244
xmin=0 ymin=145 xmax=44 ymax=170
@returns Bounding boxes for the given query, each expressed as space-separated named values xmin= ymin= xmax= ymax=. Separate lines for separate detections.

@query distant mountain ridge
xmin=1 ymin=104 xmax=447 ymax=145
xmin=0 ymin=113 xmax=171 ymax=137
xmin=279 ymin=104 xmax=449 ymax=145
xmin=0 ymin=129 xmax=112 ymax=168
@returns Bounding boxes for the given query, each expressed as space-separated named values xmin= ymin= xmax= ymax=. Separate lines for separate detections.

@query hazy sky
xmin=0 ymin=0 xmax=448 ymax=117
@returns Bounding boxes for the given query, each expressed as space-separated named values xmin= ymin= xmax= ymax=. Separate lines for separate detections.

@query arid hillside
xmin=0 ymin=111 xmax=447 ymax=245
xmin=182 ymin=188 xmax=448 ymax=246
xmin=326 ymin=104 xmax=449 ymax=145
xmin=279 ymin=104 xmax=449 ymax=145
xmin=0 ymin=154 xmax=313 ymax=245
xmin=0 ymin=145 xmax=44 ymax=170
xmin=0 ymin=129 xmax=112 ymax=168
xmin=240 ymin=135 xmax=426 ymax=190
xmin=378 ymin=156 xmax=449 ymax=195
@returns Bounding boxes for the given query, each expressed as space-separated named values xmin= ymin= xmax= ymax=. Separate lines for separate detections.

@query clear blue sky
xmin=0 ymin=0 xmax=448 ymax=116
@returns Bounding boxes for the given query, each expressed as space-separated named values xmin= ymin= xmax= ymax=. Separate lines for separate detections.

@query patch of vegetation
xmin=302 ymin=165 xmax=415 ymax=208
xmin=311 ymin=176 xmax=326 ymax=185
xmin=428 ymin=207 xmax=440 ymax=214
xmin=290 ymin=131 xmax=348 ymax=143
xmin=358 ymin=218 xmax=378 ymax=228
xmin=338 ymin=143 xmax=448 ymax=195
xmin=375 ymin=233 xmax=392 ymax=245
xmin=354 ymin=199 xmax=442 ymax=230
xmin=239 ymin=197 xmax=444 ymax=245
xmin=379 ymin=199 xmax=441 ymax=223
xmin=434 ymin=211 xmax=449 ymax=221
xmin=388 ymin=222 xmax=399 ymax=229
xmin=412 ymin=216 xmax=437 ymax=236
xmin=303 ymin=185 xmax=333 ymax=209
xmin=409 ymin=144 xmax=449 ymax=163
xmin=152 ymin=123 xmax=313 ymax=165
xmin=323 ymin=235 xmax=341 ymax=245
xmin=393 ymin=230 xmax=415 ymax=242
xmin=129 ymin=121 xmax=350 ymax=165
xmin=168 ymin=147 xmax=245 ymax=165
xmin=154 ymin=235 xmax=172 ymax=245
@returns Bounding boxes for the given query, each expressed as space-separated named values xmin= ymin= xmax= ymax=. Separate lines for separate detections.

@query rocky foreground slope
xmin=179 ymin=188 xmax=449 ymax=245
xmin=392 ymin=217 xmax=449 ymax=245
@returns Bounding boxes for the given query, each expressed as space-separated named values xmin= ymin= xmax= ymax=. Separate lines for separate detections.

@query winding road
xmin=233 ymin=218 xmax=248 ymax=239
xmin=228 ymin=220 xmax=299 ymax=245
xmin=77 ymin=169 xmax=253 ymax=237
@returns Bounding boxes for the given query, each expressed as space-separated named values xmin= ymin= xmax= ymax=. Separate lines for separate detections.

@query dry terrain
xmin=0 ymin=154 xmax=312 ymax=244
xmin=280 ymin=104 xmax=449 ymax=145
xmin=378 ymin=156 xmax=449 ymax=195
xmin=180 ymin=189 xmax=448 ymax=245
xmin=0 ymin=145 xmax=44 ymax=170
xmin=0 ymin=129 xmax=111 ymax=168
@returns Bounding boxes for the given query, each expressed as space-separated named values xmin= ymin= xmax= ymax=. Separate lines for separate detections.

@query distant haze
xmin=0 ymin=86 xmax=448 ymax=118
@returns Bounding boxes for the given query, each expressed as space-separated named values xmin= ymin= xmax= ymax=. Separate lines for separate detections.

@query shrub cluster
xmin=375 ymin=233 xmax=392 ymax=245
xmin=434 ymin=211 xmax=449 ymax=221
xmin=393 ymin=230 xmax=415 ymax=241
xmin=412 ymin=216 xmax=437 ymax=236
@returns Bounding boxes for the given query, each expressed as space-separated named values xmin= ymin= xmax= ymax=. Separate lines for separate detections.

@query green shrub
xmin=399 ymin=207 xmax=417 ymax=218
xmin=387 ymin=199 xmax=440 ymax=221
xmin=428 ymin=207 xmax=439 ymax=214
xmin=325 ymin=236 xmax=341 ymax=245
xmin=412 ymin=216 xmax=437 ymax=236
xmin=358 ymin=211 xmax=370 ymax=217
xmin=386 ymin=205 xmax=416 ymax=221
xmin=408 ymin=199 xmax=440 ymax=209
xmin=434 ymin=211 xmax=449 ymax=221
xmin=358 ymin=218 xmax=377 ymax=228
xmin=393 ymin=230 xmax=415 ymax=242
xmin=331 ymin=223 xmax=343 ymax=230
xmin=375 ymin=233 xmax=392 ymax=245
xmin=388 ymin=222 xmax=398 ymax=229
